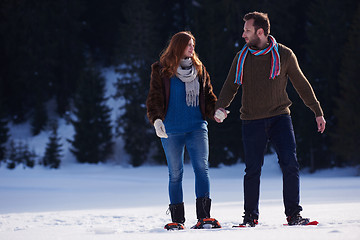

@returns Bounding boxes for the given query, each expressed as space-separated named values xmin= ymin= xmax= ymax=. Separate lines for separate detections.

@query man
xmin=214 ymin=11 xmax=326 ymax=227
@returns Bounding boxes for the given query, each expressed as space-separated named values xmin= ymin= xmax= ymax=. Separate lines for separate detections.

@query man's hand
xmin=154 ymin=119 xmax=168 ymax=138
xmin=316 ymin=116 xmax=326 ymax=134
xmin=214 ymin=108 xmax=230 ymax=123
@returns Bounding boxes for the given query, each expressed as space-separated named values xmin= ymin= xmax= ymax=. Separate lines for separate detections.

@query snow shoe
xmin=233 ymin=212 xmax=258 ymax=228
xmin=191 ymin=218 xmax=221 ymax=229
xmin=286 ymin=213 xmax=310 ymax=226
xmin=284 ymin=220 xmax=318 ymax=226
xmin=164 ymin=202 xmax=185 ymax=230
xmin=164 ymin=222 xmax=185 ymax=230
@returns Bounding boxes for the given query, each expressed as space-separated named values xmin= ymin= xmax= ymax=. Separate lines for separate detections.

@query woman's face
xmin=183 ymin=38 xmax=194 ymax=58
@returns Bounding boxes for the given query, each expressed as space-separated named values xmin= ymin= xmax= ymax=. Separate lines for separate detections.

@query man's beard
xmin=246 ymin=35 xmax=261 ymax=49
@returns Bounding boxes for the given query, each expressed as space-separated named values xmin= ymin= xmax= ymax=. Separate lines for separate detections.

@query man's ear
xmin=256 ymin=28 xmax=265 ymax=37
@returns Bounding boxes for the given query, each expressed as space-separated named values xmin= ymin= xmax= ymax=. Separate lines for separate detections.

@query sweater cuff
xmin=313 ymin=105 xmax=324 ymax=117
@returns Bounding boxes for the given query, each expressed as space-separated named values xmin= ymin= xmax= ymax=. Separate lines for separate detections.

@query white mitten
xmin=154 ymin=119 xmax=168 ymax=138
xmin=214 ymin=109 xmax=230 ymax=123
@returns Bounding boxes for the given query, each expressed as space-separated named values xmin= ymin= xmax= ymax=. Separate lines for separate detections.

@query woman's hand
xmin=214 ymin=108 xmax=230 ymax=123
xmin=154 ymin=119 xmax=168 ymax=138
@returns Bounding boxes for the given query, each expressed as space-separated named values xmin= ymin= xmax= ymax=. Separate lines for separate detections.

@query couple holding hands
xmin=146 ymin=11 xmax=326 ymax=230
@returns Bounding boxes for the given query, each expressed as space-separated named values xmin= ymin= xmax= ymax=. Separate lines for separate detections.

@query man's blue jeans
xmin=161 ymin=128 xmax=210 ymax=204
xmin=242 ymin=114 xmax=302 ymax=217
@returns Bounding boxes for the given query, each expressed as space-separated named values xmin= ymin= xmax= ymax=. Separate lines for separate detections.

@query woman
xmin=146 ymin=31 xmax=220 ymax=230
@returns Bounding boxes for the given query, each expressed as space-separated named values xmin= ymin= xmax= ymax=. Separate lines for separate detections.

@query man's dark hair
xmin=243 ymin=11 xmax=270 ymax=36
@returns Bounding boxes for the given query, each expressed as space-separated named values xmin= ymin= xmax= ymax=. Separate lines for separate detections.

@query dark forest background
xmin=0 ymin=0 xmax=359 ymax=171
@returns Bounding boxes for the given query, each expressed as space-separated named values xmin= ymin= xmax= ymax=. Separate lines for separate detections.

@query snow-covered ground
xmin=1 ymin=155 xmax=359 ymax=240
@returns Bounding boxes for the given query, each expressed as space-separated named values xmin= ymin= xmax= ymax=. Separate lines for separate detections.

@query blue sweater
xmin=163 ymin=76 xmax=207 ymax=133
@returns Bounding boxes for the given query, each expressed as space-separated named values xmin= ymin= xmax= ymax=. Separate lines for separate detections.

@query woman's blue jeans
xmin=242 ymin=114 xmax=302 ymax=217
xmin=161 ymin=128 xmax=210 ymax=204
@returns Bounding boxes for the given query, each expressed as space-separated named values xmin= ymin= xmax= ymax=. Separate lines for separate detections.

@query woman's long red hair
xmin=159 ymin=31 xmax=203 ymax=78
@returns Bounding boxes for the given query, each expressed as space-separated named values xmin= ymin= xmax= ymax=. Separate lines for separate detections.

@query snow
xmin=1 ymin=155 xmax=359 ymax=240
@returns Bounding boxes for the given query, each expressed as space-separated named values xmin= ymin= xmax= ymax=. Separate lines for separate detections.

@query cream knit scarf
xmin=176 ymin=58 xmax=199 ymax=107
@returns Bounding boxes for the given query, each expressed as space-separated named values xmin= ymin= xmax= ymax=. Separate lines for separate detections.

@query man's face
xmin=242 ymin=19 xmax=260 ymax=48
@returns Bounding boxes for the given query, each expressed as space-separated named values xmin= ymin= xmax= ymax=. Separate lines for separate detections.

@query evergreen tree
xmin=332 ymin=3 xmax=360 ymax=165
xmin=6 ymin=140 xmax=36 ymax=169
xmin=31 ymin=101 xmax=48 ymax=136
xmin=70 ymin=63 xmax=113 ymax=164
xmin=0 ymin=0 xmax=49 ymax=122
xmin=189 ymin=0 xmax=247 ymax=167
xmin=50 ymin=0 xmax=87 ymax=116
xmin=43 ymin=121 xmax=62 ymax=168
xmin=114 ymin=0 xmax=162 ymax=166
xmin=6 ymin=140 xmax=17 ymax=169
xmin=81 ymin=0 xmax=125 ymax=65
xmin=300 ymin=0 xmax=357 ymax=169
xmin=22 ymin=147 xmax=36 ymax=168
xmin=0 ymin=101 xmax=9 ymax=162
xmin=0 ymin=0 xmax=86 ymax=123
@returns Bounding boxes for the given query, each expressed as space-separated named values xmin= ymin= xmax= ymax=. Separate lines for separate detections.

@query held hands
xmin=154 ymin=119 xmax=168 ymax=138
xmin=214 ymin=108 xmax=230 ymax=123
xmin=316 ymin=116 xmax=326 ymax=134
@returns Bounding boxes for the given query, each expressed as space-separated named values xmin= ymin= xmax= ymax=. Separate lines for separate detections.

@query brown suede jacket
xmin=146 ymin=61 xmax=217 ymax=125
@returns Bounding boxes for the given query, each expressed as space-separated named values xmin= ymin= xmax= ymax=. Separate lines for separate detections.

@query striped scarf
xmin=234 ymin=35 xmax=280 ymax=85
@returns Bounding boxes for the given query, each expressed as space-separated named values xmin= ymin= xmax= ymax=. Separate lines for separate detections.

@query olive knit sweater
xmin=215 ymin=43 xmax=323 ymax=120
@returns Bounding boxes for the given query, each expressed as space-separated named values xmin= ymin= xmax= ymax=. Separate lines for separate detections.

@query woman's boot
xmin=192 ymin=197 xmax=221 ymax=229
xmin=164 ymin=202 xmax=185 ymax=230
